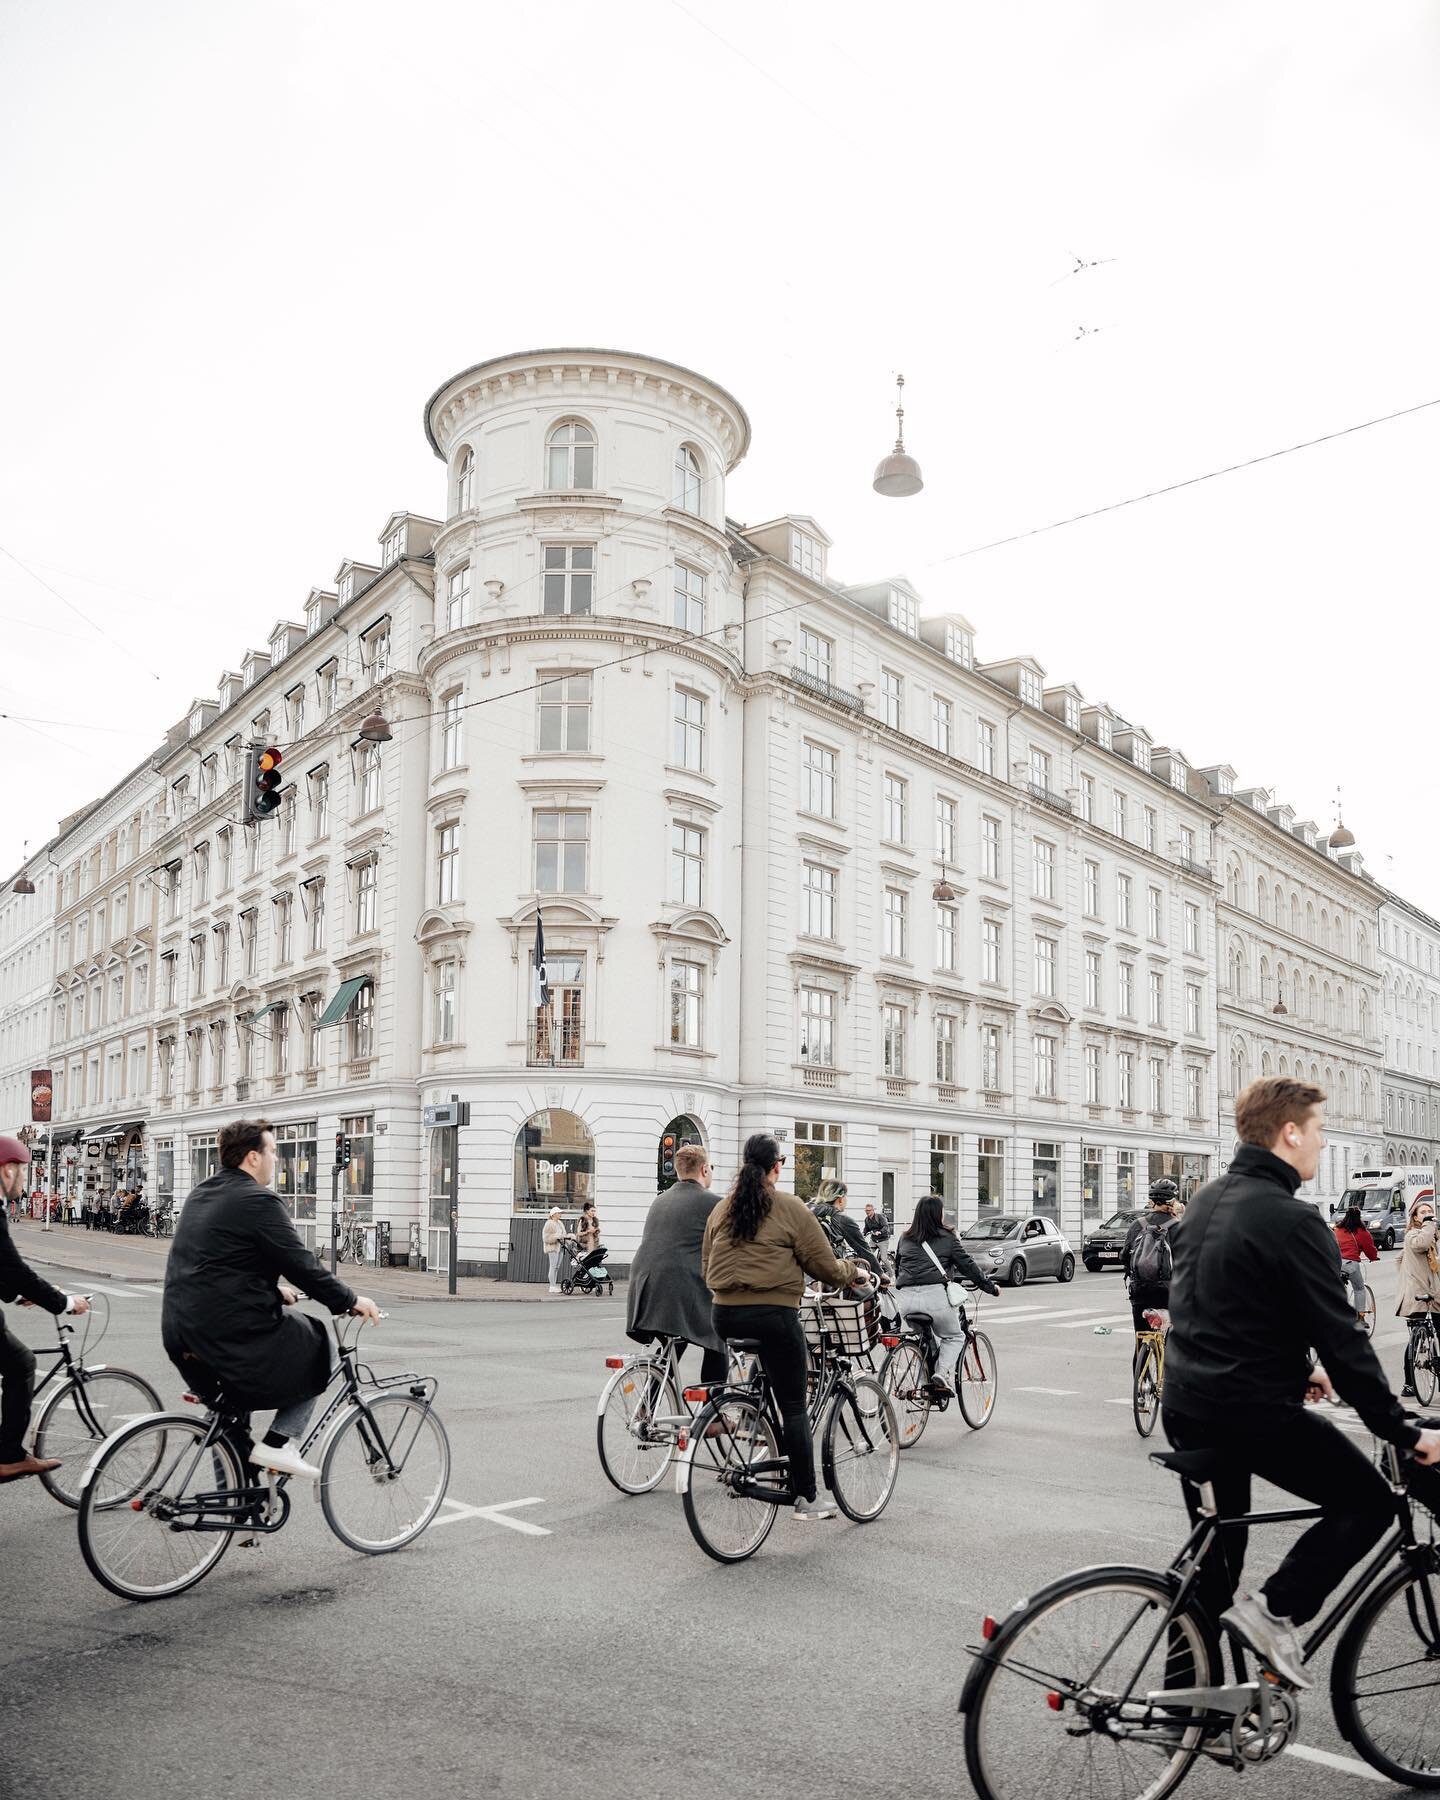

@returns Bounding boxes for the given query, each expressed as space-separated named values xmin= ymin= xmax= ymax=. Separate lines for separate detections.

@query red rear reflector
xmin=676 ymin=1432 xmax=688 ymax=1451
xmin=183 ymin=1393 xmax=200 ymax=1404
xmin=682 ymin=1387 xmax=708 ymax=1403
xmin=604 ymin=1358 xmax=625 ymax=1368
xmin=880 ymin=1335 xmax=900 ymax=1348
xmin=130 ymin=1498 xmax=144 ymax=1511
xmin=1046 ymin=1693 xmax=1063 ymax=1713
xmin=981 ymin=1615 xmax=998 ymax=1640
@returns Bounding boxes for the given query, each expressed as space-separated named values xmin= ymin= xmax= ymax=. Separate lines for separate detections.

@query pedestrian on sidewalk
xmin=1397 ymin=1194 xmax=1440 ymax=1397
xmin=543 ymin=1207 xmax=566 ymax=1294
xmin=577 ymin=1199 xmax=601 ymax=1258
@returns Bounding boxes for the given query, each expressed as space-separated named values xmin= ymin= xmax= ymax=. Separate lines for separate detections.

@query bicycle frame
xmin=601 ymin=1338 xmax=727 ymax=1445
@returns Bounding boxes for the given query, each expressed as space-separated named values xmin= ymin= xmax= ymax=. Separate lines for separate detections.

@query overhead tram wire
xmin=0 ymin=544 xmax=164 ymax=682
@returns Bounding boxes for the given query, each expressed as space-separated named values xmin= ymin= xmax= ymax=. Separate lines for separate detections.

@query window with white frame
xmin=547 ymin=419 xmax=596 ymax=490
xmin=446 ymin=566 xmax=471 ymax=632
xmin=977 ymin=719 xmax=996 ymax=776
xmin=802 ymin=861 xmax=836 ymax=939
xmin=193 ymin=843 xmax=210 ymax=905
xmin=1143 ymin=806 xmax=1157 ymax=852
xmin=931 ymin=695 xmax=953 ymax=754
xmin=943 ymin=623 xmax=973 ymax=668
xmin=1149 ymin=968 xmax=1164 ymax=1025
xmin=983 ymin=918 xmax=1002 ymax=984
xmin=673 ymin=688 xmax=705 ymax=771
xmin=239 ymin=910 xmax=257 ymax=976
xmin=1118 ymin=960 xmax=1135 ymax=1016
xmin=1085 ymin=947 xmax=1102 ymax=1009
xmin=1150 ymin=1056 xmax=1166 ymax=1113
xmin=799 ymin=986 xmax=835 ymax=1065
xmin=537 ymin=672 xmax=590 ymax=753
xmin=337 ymin=571 xmax=354 ymax=605
xmin=1079 ymin=772 xmax=1095 ymax=822
xmin=881 ymin=668 xmax=902 ymax=730
xmin=1133 ymin=739 xmax=1151 ymax=773
xmin=304 ymin=877 xmax=325 ymax=954
xmin=358 ymin=743 xmax=382 ymax=815
xmin=669 ymin=959 xmax=703 ymax=1048
xmin=534 ymin=810 xmax=589 ymax=893
xmin=1019 ymin=668 xmax=1042 ymax=708
xmin=673 ymin=563 xmax=705 ymax=635
xmin=1187 ymin=1064 xmax=1204 ymax=1117
xmin=1034 ymin=1033 xmax=1057 ymax=1098
xmin=349 ymin=982 xmax=375 ymax=1061
xmin=1148 ymin=885 xmax=1164 ymax=939
xmin=158 ymin=1037 xmax=175 ymax=1099
xmin=441 ymin=690 xmax=466 ymax=768
xmin=274 ymin=891 xmax=294 ymax=963
xmin=1113 ymin=790 xmax=1128 ymax=839
xmin=542 ymin=544 xmax=594 ymax=615
xmin=981 ymin=814 xmax=1001 ymax=880
xmin=1179 ymin=824 xmax=1196 ymax=864
xmin=1118 ymin=1050 xmax=1135 ymax=1109
xmin=1083 ymin=858 xmax=1100 ymax=916
xmin=436 ymin=823 xmax=460 ymax=904
xmin=936 ymin=794 xmax=958 ymax=865
xmin=1170 ymin=757 xmax=1189 ymax=792
xmin=303 ymin=767 xmax=327 ymax=840
xmin=1183 ymin=901 xmax=1199 ymax=954
xmin=1034 ymin=934 xmax=1057 ymax=996
xmin=882 ymin=773 xmax=907 ymax=843
xmin=382 ymin=526 xmax=405 ymax=568
xmin=352 ymin=857 xmax=378 ymax=934
xmin=935 ymin=1012 xmax=956 ymax=1083
xmin=882 ymin=1002 xmax=907 ymax=1076
xmin=214 ymin=922 xmax=229 ymax=986
xmin=280 ymin=789 xmax=297 ymax=857
xmin=317 ymin=661 xmax=337 ymax=718
xmin=1186 ymin=980 xmax=1201 ymax=1035
xmin=165 ymin=862 xmax=182 ymax=921
xmin=669 ymin=823 xmax=705 ymax=906
xmin=1117 ymin=872 xmax=1133 ymax=929
xmin=935 ymin=901 xmax=957 ymax=971
xmin=433 ymin=958 xmax=457 ymax=1044
xmin=673 ymin=444 xmax=703 ymax=513
xmin=1033 ymin=837 xmax=1056 ymax=900
xmin=1029 ymin=745 xmax=1052 ymax=792
xmin=791 ymin=529 xmax=823 ymax=579
xmin=888 ymin=589 xmax=919 ymax=636
xmin=361 ymin=620 xmax=391 ymax=680
xmin=1085 ymin=1042 xmax=1102 ymax=1104
xmin=216 ymin=827 xmax=233 ymax=892
xmin=801 ymin=740 xmax=836 ymax=817
xmin=882 ymin=885 xmax=908 ymax=959
xmin=454 ymin=446 xmax=474 ymax=513
xmin=272 ymin=1006 xmax=291 ymax=1077
xmin=981 ymin=1023 xmax=1002 ymax=1090
xmin=189 ymin=933 xmax=206 ymax=995
xmin=798 ymin=627 xmax=832 ymax=683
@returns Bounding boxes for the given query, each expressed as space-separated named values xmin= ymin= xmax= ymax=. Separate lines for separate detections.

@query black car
xmin=1082 ymin=1209 xmax=1140 ymax=1273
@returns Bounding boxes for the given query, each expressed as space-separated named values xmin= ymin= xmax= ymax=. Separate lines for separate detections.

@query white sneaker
xmin=248 ymin=1441 xmax=321 ymax=1481
xmin=1221 ymin=1594 xmax=1311 ymax=1690
xmin=792 ymin=1494 xmax=837 ymax=1522
xmin=548 ymin=1285 xmax=560 ymax=1294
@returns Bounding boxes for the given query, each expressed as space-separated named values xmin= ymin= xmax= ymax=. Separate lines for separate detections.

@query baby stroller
xmin=560 ymin=1234 xmax=614 ymax=1297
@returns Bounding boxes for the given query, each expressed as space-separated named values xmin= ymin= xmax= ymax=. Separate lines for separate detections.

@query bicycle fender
xmin=596 ymin=1363 xmax=633 ymax=1418
xmin=958 ymin=1562 xmax=1191 ymax=1715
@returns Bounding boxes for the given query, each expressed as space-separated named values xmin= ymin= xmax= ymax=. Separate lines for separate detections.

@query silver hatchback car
xmin=960 ymin=1212 xmax=1077 ymax=1288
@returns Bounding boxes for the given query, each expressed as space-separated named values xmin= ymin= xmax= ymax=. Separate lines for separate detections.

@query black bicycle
xmin=76 ymin=1312 xmax=449 ymax=1601
xmin=24 ymin=1295 xmax=162 ymax=1508
xmin=878 ymin=1281 xmax=998 ymax=1447
xmin=960 ymin=1422 xmax=1440 ymax=1795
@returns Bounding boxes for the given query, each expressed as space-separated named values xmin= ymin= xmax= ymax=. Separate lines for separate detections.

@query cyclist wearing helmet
xmin=0 ymin=1134 xmax=91 ymax=1482
xmin=1123 ymin=1177 xmax=1181 ymax=1341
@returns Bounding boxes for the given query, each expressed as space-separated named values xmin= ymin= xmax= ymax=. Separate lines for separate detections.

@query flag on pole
xmin=531 ymin=908 xmax=551 ymax=1009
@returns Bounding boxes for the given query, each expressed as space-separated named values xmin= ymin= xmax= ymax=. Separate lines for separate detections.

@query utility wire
xmin=0 ymin=544 xmax=164 ymax=681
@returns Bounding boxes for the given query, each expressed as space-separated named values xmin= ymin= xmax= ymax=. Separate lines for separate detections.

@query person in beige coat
xmin=542 ymin=1207 xmax=567 ymax=1294
xmin=1396 ymin=1194 xmax=1440 ymax=1397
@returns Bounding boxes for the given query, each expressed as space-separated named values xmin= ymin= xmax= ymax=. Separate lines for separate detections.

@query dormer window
xmin=305 ymin=599 xmax=322 ymax=637
xmin=673 ymin=444 xmax=703 ymax=514
xmin=791 ymin=529 xmax=823 ymax=581
xmin=1218 ymin=770 xmax=1234 ymax=796
xmin=1063 ymin=695 xmax=1080 ymax=730
xmin=454 ymin=446 xmax=475 ymax=513
xmin=1096 ymin=715 xmax=1113 ymax=750
xmin=1169 ymin=758 xmax=1188 ymax=792
xmin=382 ymin=527 xmax=405 ymax=569
xmin=944 ymin=624 xmax=974 ymax=669
xmin=243 ymin=663 xmax=256 ymax=690
xmin=188 ymin=709 xmax=205 ymax=738
xmin=1132 ymin=739 xmax=1150 ymax=773
xmin=338 ymin=571 xmax=355 ymax=606
xmin=888 ymin=589 xmax=919 ymax=638
xmin=1019 ymin=668 xmax=1042 ymax=708
xmin=547 ymin=419 xmax=596 ymax=491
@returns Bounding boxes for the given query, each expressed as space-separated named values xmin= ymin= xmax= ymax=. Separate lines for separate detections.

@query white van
xmin=1331 ymin=1167 xmax=1436 ymax=1249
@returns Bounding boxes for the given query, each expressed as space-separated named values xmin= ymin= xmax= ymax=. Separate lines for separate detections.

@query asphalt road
xmin=0 ymin=1243 xmax=1419 ymax=1800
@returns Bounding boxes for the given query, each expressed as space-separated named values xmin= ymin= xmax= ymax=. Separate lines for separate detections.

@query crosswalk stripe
xmin=78 ymin=1282 xmax=159 ymax=1299
xmin=1050 ymin=1312 xmax=1136 ymax=1330
xmin=1014 ymin=1386 xmax=1079 ymax=1396
xmin=983 ymin=1307 xmax=1107 ymax=1327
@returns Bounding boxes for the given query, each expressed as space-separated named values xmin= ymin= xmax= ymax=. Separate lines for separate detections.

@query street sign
xmin=424 ymin=1101 xmax=471 ymax=1128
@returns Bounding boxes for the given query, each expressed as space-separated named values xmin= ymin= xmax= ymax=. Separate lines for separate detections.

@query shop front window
xmin=791 ymin=1119 xmax=843 ymax=1201
xmin=341 ymin=1112 xmax=374 ymax=1221
xmin=1082 ymin=1145 xmax=1102 ymax=1219
xmin=275 ymin=1119 xmax=318 ymax=1221
xmin=1032 ymin=1142 xmax=1060 ymax=1219
xmin=155 ymin=1139 xmax=174 ymax=1203
xmin=977 ymin=1136 xmax=1005 ymax=1211
xmin=513 ymin=1108 xmax=594 ymax=1213
xmin=930 ymin=1132 xmax=960 ymax=1215
xmin=1117 ymin=1148 xmax=1136 ymax=1210
xmin=189 ymin=1134 xmax=219 ymax=1190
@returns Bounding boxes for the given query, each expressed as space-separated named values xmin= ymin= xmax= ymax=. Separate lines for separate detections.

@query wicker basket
xmin=801 ymin=1293 xmax=880 ymax=1356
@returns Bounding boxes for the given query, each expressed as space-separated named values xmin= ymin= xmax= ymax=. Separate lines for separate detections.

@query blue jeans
xmin=1341 ymin=1261 xmax=1367 ymax=1314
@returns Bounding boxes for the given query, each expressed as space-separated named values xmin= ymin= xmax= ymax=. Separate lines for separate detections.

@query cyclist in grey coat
xmin=626 ymin=1145 xmax=725 ymax=1380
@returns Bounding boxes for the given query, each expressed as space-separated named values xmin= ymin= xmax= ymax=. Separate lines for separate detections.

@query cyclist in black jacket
xmin=1122 ymin=1177 xmax=1181 ymax=1342
xmin=1164 ymin=1078 xmax=1440 ymax=1690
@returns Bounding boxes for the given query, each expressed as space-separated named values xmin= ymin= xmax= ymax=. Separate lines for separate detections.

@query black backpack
xmin=1132 ymin=1217 xmax=1173 ymax=1287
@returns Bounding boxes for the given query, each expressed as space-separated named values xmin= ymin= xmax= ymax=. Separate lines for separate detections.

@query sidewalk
xmin=6 ymin=1219 xmax=575 ymax=1304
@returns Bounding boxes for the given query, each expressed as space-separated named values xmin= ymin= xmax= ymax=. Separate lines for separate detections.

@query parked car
xmin=1082 ymin=1209 xmax=1140 ymax=1273
xmin=960 ymin=1212 xmax=1076 ymax=1287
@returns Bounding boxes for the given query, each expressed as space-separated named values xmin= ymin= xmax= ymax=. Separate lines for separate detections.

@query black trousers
xmin=1130 ymin=1281 xmax=1170 ymax=1333
xmin=1162 ymin=1407 xmax=1395 ymax=1627
xmin=0 ymin=1318 xmax=39 ymax=1463
xmin=713 ymin=1304 xmax=815 ymax=1501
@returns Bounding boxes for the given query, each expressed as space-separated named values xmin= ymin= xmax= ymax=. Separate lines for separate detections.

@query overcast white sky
xmin=2 ymin=0 xmax=1437 ymax=907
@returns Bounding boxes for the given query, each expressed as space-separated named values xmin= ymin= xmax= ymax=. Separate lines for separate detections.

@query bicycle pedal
xmin=237 ymin=1533 xmax=262 ymax=1549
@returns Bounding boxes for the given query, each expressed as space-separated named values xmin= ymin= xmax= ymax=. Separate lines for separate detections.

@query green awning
xmin=315 ymin=976 xmax=368 ymax=1029
xmin=249 ymin=999 xmax=287 ymax=1025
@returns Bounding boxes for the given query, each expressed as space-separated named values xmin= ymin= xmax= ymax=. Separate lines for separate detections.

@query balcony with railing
xmin=528 ymin=1004 xmax=584 ymax=1068
xmin=788 ymin=665 xmax=866 ymax=713
xmin=1027 ymin=782 xmax=1073 ymax=817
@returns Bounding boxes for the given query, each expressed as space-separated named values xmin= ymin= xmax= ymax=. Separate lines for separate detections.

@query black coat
xmin=812 ymin=1201 xmax=881 ymax=1273
xmin=893 ymin=1229 xmax=998 ymax=1293
xmin=626 ymin=1181 xmax=723 ymax=1352
xmin=161 ymin=1167 xmax=356 ymax=1410
xmin=0 ymin=1211 xmax=67 ymax=1315
xmin=1166 ymin=1143 xmax=1418 ymax=1446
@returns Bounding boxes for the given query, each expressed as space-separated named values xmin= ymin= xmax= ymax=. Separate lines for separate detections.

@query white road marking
xmin=432 ymin=1496 xmax=550 ymax=1536
xmin=984 ymin=1307 xmax=1110 ymax=1327
xmin=1283 ymin=1742 xmax=1389 ymax=1783
xmin=1014 ymin=1386 xmax=1078 ymax=1397
xmin=74 ymin=1281 xmax=159 ymax=1299
xmin=1051 ymin=1312 xmax=1137 ymax=1330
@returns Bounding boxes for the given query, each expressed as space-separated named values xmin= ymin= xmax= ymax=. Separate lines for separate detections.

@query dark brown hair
xmin=219 ymin=1118 xmax=275 ymax=1170
xmin=1234 ymin=1079 xmax=1324 ymax=1149
xmin=723 ymin=1134 xmax=780 ymax=1242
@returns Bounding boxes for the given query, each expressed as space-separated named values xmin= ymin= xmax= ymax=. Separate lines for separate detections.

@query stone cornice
xmin=418 ymin=616 xmax=745 ymax=689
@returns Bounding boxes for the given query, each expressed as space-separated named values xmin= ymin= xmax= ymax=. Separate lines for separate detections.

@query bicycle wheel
xmin=1133 ymin=1342 xmax=1161 ymax=1439
xmin=597 ymin=1358 xmax=680 ymax=1494
xmin=319 ymin=1395 xmax=450 ymax=1553
xmin=959 ymin=1331 xmax=999 ymax=1430
xmin=78 ymin=1414 xmax=246 ymax=1602
xmin=880 ymin=1341 xmax=931 ymax=1449
xmin=34 ymin=1367 xmax=163 ymax=1508
xmin=1361 ymin=1285 xmax=1376 ymax=1339
xmin=823 ymin=1374 xmax=898 ymax=1523
xmin=1416 ymin=1328 xmax=1439 ymax=1408
xmin=962 ymin=1566 xmax=1220 ymax=1800
xmin=679 ymin=1393 xmax=781 ymax=1564
xmin=1333 ymin=1555 xmax=1440 ymax=1787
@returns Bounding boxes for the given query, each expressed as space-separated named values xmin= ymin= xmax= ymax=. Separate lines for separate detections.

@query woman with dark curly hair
xmin=702 ymin=1132 xmax=868 ymax=1521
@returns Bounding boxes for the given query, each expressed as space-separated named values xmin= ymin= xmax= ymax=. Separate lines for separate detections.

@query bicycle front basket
xmin=801 ymin=1294 xmax=879 ymax=1356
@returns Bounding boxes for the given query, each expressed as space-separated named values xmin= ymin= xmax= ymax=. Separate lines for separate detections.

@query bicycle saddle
xmin=725 ymin=1338 xmax=765 ymax=1352
xmin=1149 ymin=1447 xmax=1238 ymax=1483
xmin=901 ymin=1312 xmax=937 ymax=1330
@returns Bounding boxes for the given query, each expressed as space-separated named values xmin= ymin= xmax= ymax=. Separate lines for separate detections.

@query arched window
xmin=1261 ymin=1051 xmax=1273 ymax=1076
xmin=1226 ymin=861 xmax=1243 ymax=906
xmin=1322 ymin=981 xmax=1332 ymax=1027
xmin=1230 ymin=941 xmax=1247 ymax=999
xmin=1335 ymin=984 xmax=1346 ymax=1031
xmin=454 ymin=446 xmax=475 ymax=513
xmin=1290 ymin=893 xmax=1302 ymax=935
xmin=546 ymin=419 xmax=596 ymax=491
xmin=1259 ymin=955 xmax=1270 ymax=1001
xmin=1356 ymin=925 xmax=1369 ymax=965
xmin=513 ymin=1108 xmax=595 ymax=1213
xmin=1306 ymin=902 xmax=1316 ymax=942
xmin=1256 ymin=877 xmax=1268 ymax=918
xmin=1307 ymin=974 xmax=1318 ymax=1020
xmin=673 ymin=444 xmax=703 ymax=514
xmin=1275 ymin=963 xmax=1287 ymax=1009
xmin=1279 ymin=1056 xmax=1290 ymax=1078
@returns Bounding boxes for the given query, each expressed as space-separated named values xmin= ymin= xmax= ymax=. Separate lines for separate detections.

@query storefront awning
xmin=82 ymin=1120 xmax=144 ymax=1144
xmin=315 ymin=976 xmax=368 ymax=1029
xmin=249 ymin=999 xmax=287 ymax=1025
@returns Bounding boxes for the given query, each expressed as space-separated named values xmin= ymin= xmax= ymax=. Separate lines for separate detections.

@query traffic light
xmin=661 ymin=1134 xmax=676 ymax=1182
xmin=244 ymin=744 xmax=284 ymax=824
xmin=335 ymin=1132 xmax=352 ymax=1170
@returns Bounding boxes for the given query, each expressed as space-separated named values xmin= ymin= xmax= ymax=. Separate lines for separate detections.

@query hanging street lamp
xmin=872 ymin=374 xmax=924 ymax=497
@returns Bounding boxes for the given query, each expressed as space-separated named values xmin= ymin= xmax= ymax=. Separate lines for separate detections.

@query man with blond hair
xmin=1163 ymin=1077 xmax=1440 ymax=1691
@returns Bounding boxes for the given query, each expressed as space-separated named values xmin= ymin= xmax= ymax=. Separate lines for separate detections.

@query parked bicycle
xmin=26 ymin=1294 xmax=162 ymax=1508
xmin=674 ymin=1289 xmax=899 ymax=1563
xmin=878 ymin=1279 xmax=998 ymax=1447
xmin=76 ymin=1312 xmax=448 ymax=1601
xmin=335 ymin=1213 xmax=368 ymax=1265
xmin=960 ymin=1421 xmax=1440 ymax=1794
xmin=1132 ymin=1306 xmax=1168 ymax=1439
